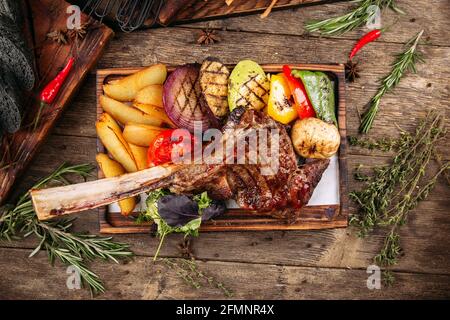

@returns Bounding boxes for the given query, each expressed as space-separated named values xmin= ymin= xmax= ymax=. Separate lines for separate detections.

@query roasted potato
xmin=96 ymin=153 xmax=136 ymax=215
xmin=98 ymin=113 xmax=134 ymax=157
xmin=96 ymin=114 xmax=138 ymax=172
xmin=123 ymin=123 xmax=166 ymax=147
xmin=103 ymin=64 xmax=167 ymax=101
xmin=134 ymin=84 xmax=163 ymax=108
xmin=129 ymin=143 xmax=148 ymax=170
xmin=133 ymin=102 xmax=175 ymax=127
xmin=100 ymin=95 xmax=173 ymax=127
xmin=291 ymin=117 xmax=340 ymax=159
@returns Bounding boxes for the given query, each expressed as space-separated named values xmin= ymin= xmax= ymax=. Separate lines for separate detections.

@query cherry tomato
xmin=147 ymin=129 xmax=197 ymax=167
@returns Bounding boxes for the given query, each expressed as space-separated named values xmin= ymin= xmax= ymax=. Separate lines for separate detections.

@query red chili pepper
xmin=147 ymin=129 xmax=198 ymax=167
xmin=349 ymin=29 xmax=381 ymax=60
xmin=34 ymin=57 xmax=75 ymax=129
xmin=282 ymin=65 xmax=316 ymax=119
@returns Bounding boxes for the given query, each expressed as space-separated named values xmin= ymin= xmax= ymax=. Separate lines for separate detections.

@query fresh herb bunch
xmin=163 ymin=258 xmax=233 ymax=298
xmin=139 ymin=190 xmax=220 ymax=261
xmin=0 ymin=163 xmax=133 ymax=295
xmin=348 ymin=135 xmax=401 ymax=151
xmin=305 ymin=0 xmax=403 ymax=36
xmin=359 ymin=30 xmax=425 ymax=133
xmin=350 ymin=111 xmax=448 ymax=280
xmin=135 ymin=188 xmax=170 ymax=224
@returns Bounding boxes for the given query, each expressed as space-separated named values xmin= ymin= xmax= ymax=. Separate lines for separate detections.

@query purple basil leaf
xmin=157 ymin=195 xmax=199 ymax=227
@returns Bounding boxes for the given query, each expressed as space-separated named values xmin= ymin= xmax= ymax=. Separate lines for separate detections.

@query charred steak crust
xmin=164 ymin=108 xmax=330 ymax=220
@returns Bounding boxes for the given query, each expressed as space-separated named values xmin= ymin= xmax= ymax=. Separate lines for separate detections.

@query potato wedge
xmin=123 ymin=123 xmax=166 ymax=147
xmin=98 ymin=113 xmax=134 ymax=157
xmin=133 ymin=102 xmax=175 ymax=128
xmin=103 ymin=64 xmax=167 ymax=101
xmin=134 ymin=84 xmax=163 ymax=108
xmin=96 ymin=116 xmax=138 ymax=172
xmin=129 ymin=143 xmax=148 ymax=170
xmin=96 ymin=153 xmax=136 ymax=215
xmin=100 ymin=95 xmax=172 ymax=127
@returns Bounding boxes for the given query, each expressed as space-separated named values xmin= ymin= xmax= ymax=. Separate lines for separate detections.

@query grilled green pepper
xmin=291 ymin=70 xmax=337 ymax=126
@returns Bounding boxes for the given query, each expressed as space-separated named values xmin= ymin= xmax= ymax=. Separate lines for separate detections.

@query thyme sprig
xmin=163 ymin=258 xmax=233 ymax=298
xmin=350 ymin=111 xmax=448 ymax=281
xmin=359 ymin=30 xmax=425 ymax=133
xmin=349 ymin=135 xmax=400 ymax=151
xmin=0 ymin=163 xmax=133 ymax=295
xmin=305 ymin=0 xmax=403 ymax=36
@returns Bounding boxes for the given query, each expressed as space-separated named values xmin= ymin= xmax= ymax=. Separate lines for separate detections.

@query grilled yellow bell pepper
xmin=267 ymin=73 xmax=298 ymax=124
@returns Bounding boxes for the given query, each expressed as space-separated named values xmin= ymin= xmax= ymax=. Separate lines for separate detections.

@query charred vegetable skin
xmin=292 ymin=70 xmax=337 ymax=126
xmin=163 ymin=64 xmax=218 ymax=133
xmin=267 ymin=73 xmax=297 ymax=124
xmin=199 ymin=58 xmax=230 ymax=118
xmin=291 ymin=117 xmax=340 ymax=159
xmin=228 ymin=60 xmax=269 ymax=111
xmin=282 ymin=65 xmax=316 ymax=119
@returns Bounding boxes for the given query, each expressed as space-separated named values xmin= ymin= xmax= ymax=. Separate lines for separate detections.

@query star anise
xmin=46 ymin=29 xmax=68 ymax=45
xmin=67 ymin=22 xmax=91 ymax=41
xmin=197 ymin=29 xmax=220 ymax=45
xmin=177 ymin=238 xmax=194 ymax=259
xmin=345 ymin=59 xmax=360 ymax=82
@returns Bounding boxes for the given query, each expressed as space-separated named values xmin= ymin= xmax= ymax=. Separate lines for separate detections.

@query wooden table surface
xmin=1 ymin=0 xmax=449 ymax=299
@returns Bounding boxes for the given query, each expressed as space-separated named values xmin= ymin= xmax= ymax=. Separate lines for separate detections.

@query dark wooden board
xmin=0 ymin=0 xmax=114 ymax=204
xmin=172 ymin=0 xmax=333 ymax=24
xmin=72 ymin=0 xmax=335 ymax=29
xmin=96 ymin=63 xmax=348 ymax=234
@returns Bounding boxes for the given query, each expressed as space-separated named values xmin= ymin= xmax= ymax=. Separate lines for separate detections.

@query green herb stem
xmin=359 ymin=30 xmax=424 ymax=133
xmin=0 ymin=163 xmax=133 ymax=295
xmin=305 ymin=0 xmax=404 ymax=36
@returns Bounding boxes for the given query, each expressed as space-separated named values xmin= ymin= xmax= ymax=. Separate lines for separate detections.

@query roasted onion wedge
xmin=163 ymin=64 xmax=217 ymax=133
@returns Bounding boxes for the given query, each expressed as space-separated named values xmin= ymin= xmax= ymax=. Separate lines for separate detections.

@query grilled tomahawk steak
xmin=30 ymin=108 xmax=330 ymax=221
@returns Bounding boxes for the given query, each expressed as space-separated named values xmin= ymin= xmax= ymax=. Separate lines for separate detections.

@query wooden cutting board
xmin=0 ymin=0 xmax=114 ymax=204
xmin=174 ymin=0 xmax=332 ymax=24
xmin=96 ymin=64 xmax=348 ymax=234
xmin=72 ymin=0 xmax=334 ymax=28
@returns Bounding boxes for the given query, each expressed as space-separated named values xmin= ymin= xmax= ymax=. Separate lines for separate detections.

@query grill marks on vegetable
xmin=199 ymin=59 xmax=229 ymax=118
xmin=164 ymin=63 xmax=217 ymax=132
xmin=176 ymin=69 xmax=202 ymax=120
xmin=236 ymin=74 xmax=270 ymax=110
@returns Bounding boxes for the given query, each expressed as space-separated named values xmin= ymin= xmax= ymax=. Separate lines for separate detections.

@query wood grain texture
xmin=1 ymin=0 xmax=449 ymax=299
xmin=173 ymin=0 xmax=330 ymax=23
xmin=96 ymin=64 xmax=348 ymax=233
xmin=1 ymin=247 xmax=449 ymax=299
xmin=0 ymin=0 xmax=114 ymax=205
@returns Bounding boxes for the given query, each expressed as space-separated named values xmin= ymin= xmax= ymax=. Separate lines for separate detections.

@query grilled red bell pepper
xmin=282 ymin=65 xmax=316 ymax=119
xmin=147 ymin=129 xmax=198 ymax=167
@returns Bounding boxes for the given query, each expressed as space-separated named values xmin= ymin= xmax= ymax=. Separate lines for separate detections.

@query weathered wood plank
xmin=184 ymin=0 xmax=450 ymax=47
xmin=1 ymin=247 xmax=449 ymax=299
xmin=2 ymin=135 xmax=449 ymax=275
xmin=0 ymin=0 xmax=114 ymax=205
xmin=53 ymin=26 xmax=450 ymax=157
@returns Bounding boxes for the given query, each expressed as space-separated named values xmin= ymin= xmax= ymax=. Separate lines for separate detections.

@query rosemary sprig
xmin=350 ymin=111 xmax=448 ymax=282
xmin=163 ymin=258 xmax=234 ymax=298
xmin=359 ymin=30 xmax=425 ymax=133
xmin=0 ymin=163 xmax=133 ymax=295
xmin=305 ymin=0 xmax=403 ymax=36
